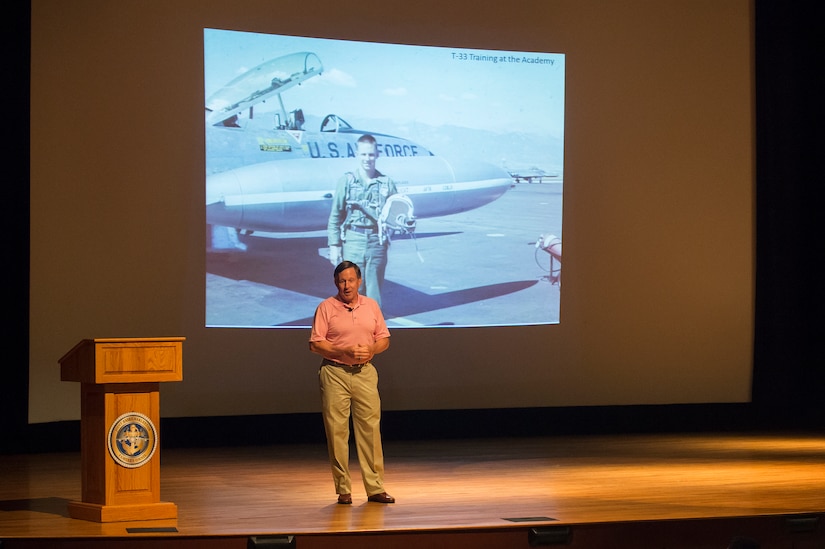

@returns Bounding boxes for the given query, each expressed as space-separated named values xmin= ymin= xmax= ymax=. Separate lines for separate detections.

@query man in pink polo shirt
xmin=309 ymin=260 xmax=395 ymax=505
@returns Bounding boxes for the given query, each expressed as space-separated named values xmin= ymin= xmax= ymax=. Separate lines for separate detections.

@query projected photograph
xmin=205 ymin=29 xmax=564 ymax=328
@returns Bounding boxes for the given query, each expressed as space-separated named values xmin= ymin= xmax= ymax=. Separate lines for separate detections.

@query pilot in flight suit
xmin=327 ymin=134 xmax=397 ymax=308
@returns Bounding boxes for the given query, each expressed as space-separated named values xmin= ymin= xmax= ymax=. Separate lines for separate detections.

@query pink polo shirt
xmin=309 ymin=294 xmax=390 ymax=365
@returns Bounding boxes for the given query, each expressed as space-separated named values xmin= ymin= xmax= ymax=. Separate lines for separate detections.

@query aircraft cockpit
xmin=320 ymin=114 xmax=354 ymax=133
xmin=205 ymin=52 xmax=323 ymax=128
xmin=272 ymin=108 xmax=306 ymax=131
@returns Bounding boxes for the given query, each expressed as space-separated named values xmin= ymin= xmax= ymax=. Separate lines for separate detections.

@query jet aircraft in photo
xmin=205 ymin=52 xmax=514 ymax=242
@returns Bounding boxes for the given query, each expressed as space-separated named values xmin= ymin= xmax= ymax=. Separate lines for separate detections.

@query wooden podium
xmin=59 ymin=337 xmax=184 ymax=522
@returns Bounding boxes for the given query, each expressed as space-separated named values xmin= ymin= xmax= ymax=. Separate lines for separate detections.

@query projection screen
xmin=204 ymin=29 xmax=565 ymax=329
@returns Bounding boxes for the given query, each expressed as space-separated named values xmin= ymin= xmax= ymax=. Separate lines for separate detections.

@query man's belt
xmin=322 ymin=358 xmax=368 ymax=372
xmin=347 ymin=225 xmax=377 ymax=235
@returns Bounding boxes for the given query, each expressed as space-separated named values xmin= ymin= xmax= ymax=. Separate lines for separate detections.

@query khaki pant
xmin=319 ymin=363 xmax=385 ymax=496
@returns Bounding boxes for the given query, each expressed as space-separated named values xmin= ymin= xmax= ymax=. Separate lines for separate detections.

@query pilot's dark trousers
xmin=343 ymin=229 xmax=388 ymax=307
xmin=319 ymin=362 xmax=386 ymax=497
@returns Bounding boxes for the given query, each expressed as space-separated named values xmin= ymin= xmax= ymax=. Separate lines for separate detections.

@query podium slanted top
xmin=59 ymin=337 xmax=185 ymax=384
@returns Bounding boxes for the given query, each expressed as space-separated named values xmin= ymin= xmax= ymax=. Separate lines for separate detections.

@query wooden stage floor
xmin=2 ymin=432 xmax=825 ymax=548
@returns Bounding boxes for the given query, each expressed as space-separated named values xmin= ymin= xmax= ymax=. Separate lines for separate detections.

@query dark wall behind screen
xmin=28 ymin=0 xmax=754 ymax=423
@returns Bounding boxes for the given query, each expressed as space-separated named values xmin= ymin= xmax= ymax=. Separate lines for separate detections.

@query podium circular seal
xmin=107 ymin=412 xmax=158 ymax=468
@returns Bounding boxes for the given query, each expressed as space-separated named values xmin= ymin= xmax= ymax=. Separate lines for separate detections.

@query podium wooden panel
xmin=59 ymin=337 xmax=184 ymax=522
